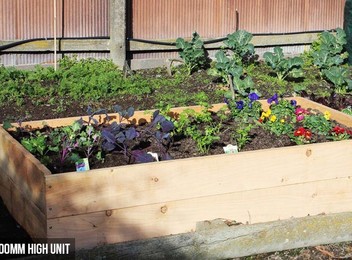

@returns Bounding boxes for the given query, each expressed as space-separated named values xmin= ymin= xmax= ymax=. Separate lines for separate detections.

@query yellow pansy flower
xmin=280 ymin=119 xmax=285 ymax=123
xmin=270 ymin=115 xmax=277 ymax=122
xmin=261 ymin=109 xmax=272 ymax=118
xmin=324 ymin=111 xmax=331 ymax=120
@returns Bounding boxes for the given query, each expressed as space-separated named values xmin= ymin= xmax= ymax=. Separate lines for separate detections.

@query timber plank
xmin=294 ymin=97 xmax=352 ymax=127
xmin=0 ymin=33 xmax=320 ymax=53
xmin=0 ymin=167 xmax=46 ymax=238
xmin=45 ymin=140 xmax=352 ymax=219
xmin=11 ymin=97 xmax=350 ymax=129
xmin=75 ymin=212 xmax=352 ymax=259
xmin=8 ymin=103 xmax=227 ymax=129
xmin=48 ymin=177 xmax=352 ymax=249
xmin=0 ymin=127 xmax=48 ymax=213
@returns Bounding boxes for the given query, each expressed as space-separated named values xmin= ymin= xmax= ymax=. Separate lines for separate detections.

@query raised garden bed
xmin=1 ymin=97 xmax=352 ymax=250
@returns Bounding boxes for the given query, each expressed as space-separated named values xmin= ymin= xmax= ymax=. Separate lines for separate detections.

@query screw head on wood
xmin=160 ymin=205 xmax=168 ymax=214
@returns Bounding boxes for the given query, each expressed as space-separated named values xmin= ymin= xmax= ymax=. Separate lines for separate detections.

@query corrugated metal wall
xmin=0 ymin=0 xmax=109 ymax=66
xmin=0 ymin=0 xmax=347 ymax=66
xmin=131 ymin=0 xmax=346 ymax=60
xmin=131 ymin=0 xmax=237 ymax=39
xmin=131 ymin=0 xmax=345 ymax=38
xmin=0 ymin=0 xmax=109 ymax=40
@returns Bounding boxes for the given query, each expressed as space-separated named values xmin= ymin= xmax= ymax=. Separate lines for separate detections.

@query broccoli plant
xmin=175 ymin=32 xmax=208 ymax=75
xmin=208 ymin=50 xmax=255 ymax=99
xmin=322 ymin=66 xmax=352 ymax=94
xmin=311 ymin=28 xmax=349 ymax=71
xmin=223 ymin=30 xmax=255 ymax=65
xmin=263 ymin=47 xmax=304 ymax=82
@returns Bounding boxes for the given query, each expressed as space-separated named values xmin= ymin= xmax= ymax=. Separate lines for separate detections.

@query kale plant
xmin=223 ymin=30 xmax=255 ymax=65
xmin=322 ymin=66 xmax=352 ymax=94
xmin=311 ymin=28 xmax=349 ymax=71
xmin=176 ymin=32 xmax=209 ymax=75
xmin=208 ymin=50 xmax=255 ymax=99
xmin=263 ymin=47 xmax=304 ymax=82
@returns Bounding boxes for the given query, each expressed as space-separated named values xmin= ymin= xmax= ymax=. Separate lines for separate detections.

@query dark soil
xmin=1 ymin=67 xmax=352 ymax=258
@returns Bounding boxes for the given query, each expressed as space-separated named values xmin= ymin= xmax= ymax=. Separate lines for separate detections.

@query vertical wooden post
xmin=110 ymin=0 xmax=126 ymax=68
xmin=53 ymin=0 xmax=57 ymax=70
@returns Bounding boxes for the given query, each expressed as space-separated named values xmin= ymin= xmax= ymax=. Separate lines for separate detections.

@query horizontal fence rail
xmin=0 ymin=0 xmax=346 ymax=68
xmin=0 ymin=31 xmax=324 ymax=53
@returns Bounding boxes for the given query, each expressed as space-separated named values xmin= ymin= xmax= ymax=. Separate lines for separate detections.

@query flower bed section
xmin=1 ymin=97 xmax=352 ymax=249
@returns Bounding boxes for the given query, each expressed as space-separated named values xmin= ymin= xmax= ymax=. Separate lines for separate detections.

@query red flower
xmin=304 ymin=130 xmax=312 ymax=140
xmin=332 ymin=126 xmax=346 ymax=135
xmin=294 ymin=127 xmax=312 ymax=140
xmin=294 ymin=127 xmax=305 ymax=137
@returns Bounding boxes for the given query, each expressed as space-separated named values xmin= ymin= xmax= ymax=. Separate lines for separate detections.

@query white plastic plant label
xmin=223 ymin=144 xmax=238 ymax=154
xmin=75 ymin=158 xmax=90 ymax=172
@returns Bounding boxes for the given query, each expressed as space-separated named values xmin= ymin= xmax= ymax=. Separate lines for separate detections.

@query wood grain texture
xmin=45 ymin=140 xmax=352 ymax=219
xmin=7 ymin=103 xmax=227 ymax=130
xmin=0 ymin=162 xmax=47 ymax=238
xmin=293 ymin=97 xmax=352 ymax=127
xmin=11 ymin=97 xmax=352 ymax=129
xmin=48 ymin=177 xmax=352 ymax=249
xmin=0 ymin=127 xmax=49 ymax=213
xmin=75 ymin=212 xmax=352 ymax=259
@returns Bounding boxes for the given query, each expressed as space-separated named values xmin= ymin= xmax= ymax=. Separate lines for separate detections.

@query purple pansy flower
xmin=290 ymin=99 xmax=297 ymax=107
xmin=236 ymin=100 xmax=244 ymax=110
xmin=267 ymin=93 xmax=279 ymax=104
xmin=248 ymin=92 xmax=260 ymax=102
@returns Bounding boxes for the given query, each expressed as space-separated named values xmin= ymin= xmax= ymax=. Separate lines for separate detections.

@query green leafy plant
xmin=260 ymin=97 xmax=296 ymax=136
xmin=322 ymin=66 xmax=352 ymax=94
xmin=208 ymin=51 xmax=255 ymax=99
xmin=302 ymin=111 xmax=332 ymax=135
xmin=263 ymin=47 xmax=304 ymax=82
xmin=175 ymin=32 xmax=209 ymax=75
xmin=233 ymin=123 xmax=255 ymax=150
xmin=21 ymin=130 xmax=58 ymax=164
xmin=311 ymin=28 xmax=349 ymax=71
xmin=227 ymin=93 xmax=262 ymax=123
xmin=342 ymin=106 xmax=352 ymax=116
xmin=175 ymin=106 xmax=222 ymax=154
xmin=208 ymin=30 xmax=257 ymax=99
xmin=185 ymin=123 xmax=221 ymax=154
xmin=223 ymin=30 xmax=255 ymax=65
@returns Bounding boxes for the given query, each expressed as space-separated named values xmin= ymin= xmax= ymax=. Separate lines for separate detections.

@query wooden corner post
xmin=110 ymin=0 xmax=126 ymax=68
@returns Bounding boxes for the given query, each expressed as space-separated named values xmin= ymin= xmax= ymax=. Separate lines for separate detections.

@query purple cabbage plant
xmin=132 ymin=110 xmax=175 ymax=163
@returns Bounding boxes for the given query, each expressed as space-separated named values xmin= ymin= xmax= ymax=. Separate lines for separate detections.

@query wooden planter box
xmin=1 ymin=97 xmax=352 ymax=250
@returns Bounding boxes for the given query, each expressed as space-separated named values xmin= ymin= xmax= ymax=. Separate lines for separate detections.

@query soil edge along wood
xmin=1 ymin=97 xmax=352 ymax=249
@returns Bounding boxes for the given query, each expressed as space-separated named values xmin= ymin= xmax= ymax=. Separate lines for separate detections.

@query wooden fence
xmin=0 ymin=0 xmax=347 ymax=68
